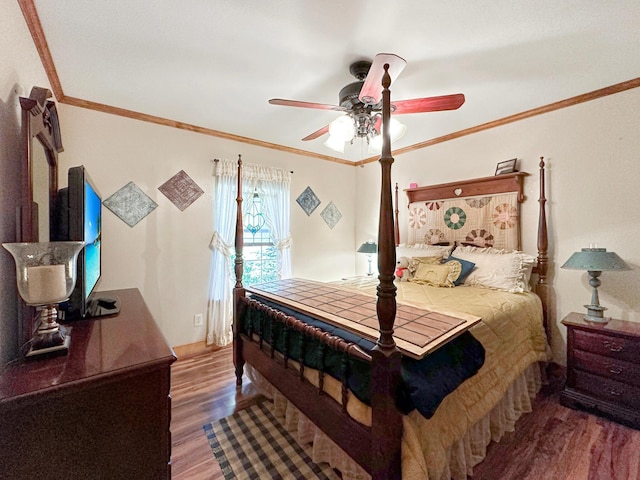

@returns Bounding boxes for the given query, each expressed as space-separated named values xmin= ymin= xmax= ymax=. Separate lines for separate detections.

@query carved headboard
xmin=396 ymin=172 xmax=528 ymax=250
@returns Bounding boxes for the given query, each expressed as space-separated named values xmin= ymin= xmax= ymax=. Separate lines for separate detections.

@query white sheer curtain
xmin=256 ymin=167 xmax=292 ymax=279
xmin=206 ymin=159 xmax=238 ymax=346
xmin=206 ymin=158 xmax=292 ymax=346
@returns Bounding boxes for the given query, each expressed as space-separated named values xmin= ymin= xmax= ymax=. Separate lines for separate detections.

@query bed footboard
xmin=237 ymin=295 xmax=376 ymax=470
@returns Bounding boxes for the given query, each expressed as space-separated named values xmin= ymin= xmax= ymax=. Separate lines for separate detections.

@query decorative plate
xmin=103 ymin=182 xmax=158 ymax=227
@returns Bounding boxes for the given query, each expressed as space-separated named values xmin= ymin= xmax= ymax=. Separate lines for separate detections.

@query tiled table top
xmin=246 ymin=278 xmax=480 ymax=359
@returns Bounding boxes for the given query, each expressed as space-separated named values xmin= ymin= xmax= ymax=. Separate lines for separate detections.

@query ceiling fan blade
xmin=391 ymin=94 xmax=465 ymax=115
xmin=302 ymin=125 xmax=329 ymax=141
xmin=358 ymin=53 xmax=407 ymax=105
xmin=269 ymin=98 xmax=346 ymax=111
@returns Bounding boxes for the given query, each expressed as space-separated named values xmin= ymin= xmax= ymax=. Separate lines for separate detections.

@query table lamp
xmin=3 ymin=241 xmax=84 ymax=357
xmin=561 ymin=247 xmax=629 ymax=323
xmin=357 ymin=240 xmax=377 ymax=276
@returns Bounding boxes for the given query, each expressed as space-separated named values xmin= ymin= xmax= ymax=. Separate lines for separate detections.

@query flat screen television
xmin=54 ymin=165 xmax=119 ymax=319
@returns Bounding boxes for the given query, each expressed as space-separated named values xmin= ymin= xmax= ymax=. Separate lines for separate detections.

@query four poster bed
xmin=232 ymin=65 xmax=551 ymax=480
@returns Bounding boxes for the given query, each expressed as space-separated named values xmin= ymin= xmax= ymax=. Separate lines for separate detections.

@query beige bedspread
xmin=247 ymin=279 xmax=550 ymax=479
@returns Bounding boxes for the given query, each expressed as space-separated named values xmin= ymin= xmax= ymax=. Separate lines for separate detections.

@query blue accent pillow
xmin=443 ymin=256 xmax=476 ymax=285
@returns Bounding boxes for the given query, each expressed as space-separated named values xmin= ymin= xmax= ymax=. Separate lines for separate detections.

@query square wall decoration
xmin=103 ymin=181 xmax=158 ymax=227
xmin=296 ymin=186 xmax=321 ymax=216
xmin=320 ymin=201 xmax=342 ymax=229
xmin=158 ymin=170 xmax=204 ymax=211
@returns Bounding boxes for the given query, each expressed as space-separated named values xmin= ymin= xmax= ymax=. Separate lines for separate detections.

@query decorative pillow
xmin=443 ymin=256 xmax=476 ymax=286
xmin=451 ymin=245 xmax=536 ymax=293
xmin=411 ymin=263 xmax=455 ymax=287
xmin=405 ymin=256 xmax=441 ymax=278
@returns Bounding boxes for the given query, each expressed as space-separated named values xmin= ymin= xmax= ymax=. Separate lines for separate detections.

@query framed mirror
xmin=19 ymin=86 xmax=63 ymax=242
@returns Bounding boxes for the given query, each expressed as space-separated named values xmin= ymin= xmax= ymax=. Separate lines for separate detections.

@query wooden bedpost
xmin=394 ymin=182 xmax=400 ymax=246
xmin=233 ymin=154 xmax=245 ymax=387
xmin=371 ymin=64 xmax=402 ymax=480
xmin=536 ymin=157 xmax=550 ymax=338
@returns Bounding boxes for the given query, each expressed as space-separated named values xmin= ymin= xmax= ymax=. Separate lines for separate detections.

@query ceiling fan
xmin=269 ymin=53 xmax=465 ymax=152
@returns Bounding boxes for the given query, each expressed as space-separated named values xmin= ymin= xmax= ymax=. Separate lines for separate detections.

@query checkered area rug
xmin=203 ymin=401 xmax=341 ymax=479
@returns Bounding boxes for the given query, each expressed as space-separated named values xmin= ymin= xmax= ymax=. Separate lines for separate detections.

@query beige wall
xmin=57 ymin=106 xmax=356 ymax=348
xmin=356 ymin=88 xmax=640 ymax=364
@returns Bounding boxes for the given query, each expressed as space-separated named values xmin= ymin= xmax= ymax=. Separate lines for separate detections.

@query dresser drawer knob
xmin=606 ymin=363 xmax=624 ymax=375
xmin=604 ymin=340 xmax=624 ymax=352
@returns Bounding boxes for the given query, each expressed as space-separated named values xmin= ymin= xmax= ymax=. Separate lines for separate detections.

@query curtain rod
xmin=211 ymin=157 xmax=293 ymax=174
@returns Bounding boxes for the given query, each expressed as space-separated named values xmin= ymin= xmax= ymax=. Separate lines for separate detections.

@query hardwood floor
xmin=170 ymin=347 xmax=640 ymax=479
xmin=170 ymin=346 xmax=262 ymax=479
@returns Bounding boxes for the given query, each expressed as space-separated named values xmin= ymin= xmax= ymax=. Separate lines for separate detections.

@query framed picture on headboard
xmin=495 ymin=158 xmax=517 ymax=175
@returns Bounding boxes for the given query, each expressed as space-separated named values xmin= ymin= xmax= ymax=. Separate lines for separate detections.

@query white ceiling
xmin=31 ymin=0 xmax=640 ymax=163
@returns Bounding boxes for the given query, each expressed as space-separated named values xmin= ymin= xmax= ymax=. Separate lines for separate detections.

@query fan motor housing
xmin=338 ymin=60 xmax=374 ymax=110
xmin=338 ymin=81 xmax=364 ymax=110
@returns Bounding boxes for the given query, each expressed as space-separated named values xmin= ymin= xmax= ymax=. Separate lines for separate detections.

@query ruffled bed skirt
xmin=246 ymin=362 xmax=543 ymax=480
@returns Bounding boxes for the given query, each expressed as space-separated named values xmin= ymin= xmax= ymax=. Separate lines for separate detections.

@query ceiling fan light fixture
xmin=328 ymin=115 xmax=355 ymax=142
xmin=389 ymin=118 xmax=407 ymax=142
xmin=368 ymin=118 xmax=407 ymax=153
xmin=324 ymin=133 xmax=347 ymax=153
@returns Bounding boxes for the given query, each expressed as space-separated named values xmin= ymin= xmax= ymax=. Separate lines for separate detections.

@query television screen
xmin=83 ymin=179 xmax=101 ymax=303
xmin=55 ymin=165 xmax=117 ymax=319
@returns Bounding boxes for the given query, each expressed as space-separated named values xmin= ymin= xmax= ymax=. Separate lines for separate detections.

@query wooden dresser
xmin=561 ymin=312 xmax=640 ymax=429
xmin=0 ymin=288 xmax=176 ymax=479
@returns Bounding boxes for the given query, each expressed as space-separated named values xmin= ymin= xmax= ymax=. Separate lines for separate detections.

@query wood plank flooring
xmin=170 ymin=346 xmax=262 ymax=479
xmin=170 ymin=347 xmax=640 ymax=479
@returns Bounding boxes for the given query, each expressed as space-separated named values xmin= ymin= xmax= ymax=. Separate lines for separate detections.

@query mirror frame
xmin=19 ymin=86 xmax=63 ymax=242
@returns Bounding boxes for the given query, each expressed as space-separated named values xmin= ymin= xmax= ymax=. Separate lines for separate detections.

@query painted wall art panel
xmin=158 ymin=170 xmax=204 ymax=211
xmin=296 ymin=186 xmax=321 ymax=216
xmin=320 ymin=201 xmax=342 ymax=229
xmin=103 ymin=181 xmax=158 ymax=227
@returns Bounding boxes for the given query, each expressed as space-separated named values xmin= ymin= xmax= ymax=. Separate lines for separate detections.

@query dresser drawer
xmin=573 ymin=370 xmax=640 ymax=409
xmin=574 ymin=349 xmax=640 ymax=387
xmin=573 ymin=329 xmax=640 ymax=363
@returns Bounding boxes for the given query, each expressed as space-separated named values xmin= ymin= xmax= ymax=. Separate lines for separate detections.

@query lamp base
xmin=26 ymin=327 xmax=70 ymax=357
xmin=583 ymin=304 xmax=609 ymax=323
xmin=25 ymin=327 xmax=71 ymax=357
xmin=25 ymin=305 xmax=70 ymax=358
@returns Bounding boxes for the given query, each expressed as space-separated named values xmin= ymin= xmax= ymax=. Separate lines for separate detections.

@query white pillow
xmin=396 ymin=243 xmax=453 ymax=261
xmin=452 ymin=245 xmax=536 ymax=293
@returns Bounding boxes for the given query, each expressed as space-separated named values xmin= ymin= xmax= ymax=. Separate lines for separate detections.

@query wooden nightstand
xmin=561 ymin=312 xmax=640 ymax=429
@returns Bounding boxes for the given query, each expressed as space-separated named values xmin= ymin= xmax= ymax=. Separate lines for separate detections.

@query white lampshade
xmin=328 ymin=115 xmax=354 ymax=142
xmin=368 ymin=118 xmax=407 ymax=153
xmin=324 ymin=134 xmax=346 ymax=153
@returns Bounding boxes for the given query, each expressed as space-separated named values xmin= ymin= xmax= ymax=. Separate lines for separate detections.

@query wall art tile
xmin=320 ymin=201 xmax=342 ymax=229
xmin=158 ymin=170 xmax=204 ymax=211
xmin=103 ymin=181 xmax=158 ymax=227
xmin=296 ymin=186 xmax=321 ymax=216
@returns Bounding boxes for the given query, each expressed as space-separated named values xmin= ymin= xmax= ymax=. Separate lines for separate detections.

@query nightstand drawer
xmin=574 ymin=349 xmax=640 ymax=387
xmin=573 ymin=370 xmax=640 ymax=409
xmin=573 ymin=329 xmax=640 ymax=364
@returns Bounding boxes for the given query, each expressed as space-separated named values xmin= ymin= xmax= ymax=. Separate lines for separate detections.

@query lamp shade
xmin=324 ymin=134 xmax=346 ymax=153
xmin=357 ymin=241 xmax=377 ymax=254
xmin=561 ymin=248 xmax=629 ymax=271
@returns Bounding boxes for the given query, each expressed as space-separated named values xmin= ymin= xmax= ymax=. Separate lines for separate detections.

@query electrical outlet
xmin=194 ymin=313 xmax=204 ymax=327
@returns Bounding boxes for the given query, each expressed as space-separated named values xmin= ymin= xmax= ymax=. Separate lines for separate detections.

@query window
xmin=237 ymin=191 xmax=279 ymax=285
